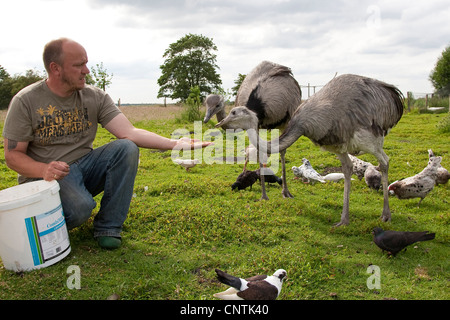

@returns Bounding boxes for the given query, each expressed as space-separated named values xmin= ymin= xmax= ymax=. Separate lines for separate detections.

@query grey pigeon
xmin=214 ymin=269 xmax=286 ymax=300
xmin=364 ymin=165 xmax=382 ymax=190
xmin=372 ymin=227 xmax=435 ymax=256
xmin=428 ymin=149 xmax=450 ymax=185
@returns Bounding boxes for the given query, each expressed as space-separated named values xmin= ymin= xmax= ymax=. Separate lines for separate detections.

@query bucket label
xmin=24 ymin=204 xmax=70 ymax=266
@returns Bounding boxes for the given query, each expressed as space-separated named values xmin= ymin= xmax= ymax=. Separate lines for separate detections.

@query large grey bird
xmin=216 ymin=74 xmax=404 ymax=226
xmin=207 ymin=61 xmax=302 ymax=200
xmin=372 ymin=227 xmax=435 ymax=256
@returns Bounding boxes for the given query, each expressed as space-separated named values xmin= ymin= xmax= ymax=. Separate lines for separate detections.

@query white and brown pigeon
xmin=213 ymin=269 xmax=286 ymax=300
xmin=388 ymin=155 xmax=441 ymax=207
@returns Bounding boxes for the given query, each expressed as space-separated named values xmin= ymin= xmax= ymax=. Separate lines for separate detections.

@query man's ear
xmin=49 ymin=61 xmax=62 ymax=75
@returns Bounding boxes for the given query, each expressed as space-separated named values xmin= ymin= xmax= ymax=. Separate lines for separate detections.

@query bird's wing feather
xmin=237 ymin=281 xmax=279 ymax=300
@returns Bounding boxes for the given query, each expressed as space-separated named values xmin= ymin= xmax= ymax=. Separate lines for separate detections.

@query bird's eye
xmin=231 ymin=111 xmax=235 ymax=115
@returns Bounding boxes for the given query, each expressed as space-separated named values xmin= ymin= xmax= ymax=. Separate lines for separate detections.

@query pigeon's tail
xmin=276 ymin=176 xmax=282 ymax=185
xmin=215 ymin=269 xmax=242 ymax=290
xmin=417 ymin=232 xmax=435 ymax=242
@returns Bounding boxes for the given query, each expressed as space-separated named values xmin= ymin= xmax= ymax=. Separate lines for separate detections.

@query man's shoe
xmin=97 ymin=236 xmax=122 ymax=250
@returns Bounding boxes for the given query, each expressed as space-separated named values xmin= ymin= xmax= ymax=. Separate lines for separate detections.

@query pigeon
xmin=292 ymin=158 xmax=326 ymax=184
xmin=231 ymin=170 xmax=259 ymax=190
xmin=364 ymin=165 xmax=382 ymax=191
xmin=322 ymin=172 xmax=346 ymax=182
xmin=291 ymin=165 xmax=304 ymax=179
xmin=388 ymin=156 xmax=441 ymax=207
xmin=255 ymin=168 xmax=282 ymax=186
xmin=372 ymin=227 xmax=435 ymax=256
xmin=173 ymin=158 xmax=200 ymax=171
xmin=428 ymin=149 xmax=450 ymax=185
xmin=243 ymin=144 xmax=269 ymax=172
xmin=213 ymin=269 xmax=287 ymax=300
xmin=348 ymin=154 xmax=372 ymax=180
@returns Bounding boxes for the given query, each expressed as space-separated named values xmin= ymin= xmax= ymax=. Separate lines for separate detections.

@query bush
xmin=178 ymin=86 xmax=203 ymax=122
xmin=437 ymin=112 xmax=450 ymax=133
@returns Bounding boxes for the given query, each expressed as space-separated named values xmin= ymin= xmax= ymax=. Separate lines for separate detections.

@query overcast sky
xmin=0 ymin=0 xmax=448 ymax=103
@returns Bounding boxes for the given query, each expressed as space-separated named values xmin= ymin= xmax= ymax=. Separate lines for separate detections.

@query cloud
xmin=1 ymin=0 xmax=448 ymax=103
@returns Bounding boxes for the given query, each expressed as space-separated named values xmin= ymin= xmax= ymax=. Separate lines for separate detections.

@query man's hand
xmin=43 ymin=161 xmax=70 ymax=181
xmin=173 ymin=137 xmax=213 ymax=150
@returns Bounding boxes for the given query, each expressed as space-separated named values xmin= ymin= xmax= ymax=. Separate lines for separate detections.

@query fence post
xmin=407 ymin=92 xmax=411 ymax=112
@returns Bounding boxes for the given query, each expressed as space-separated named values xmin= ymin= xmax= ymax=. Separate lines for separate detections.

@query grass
xmin=0 ymin=106 xmax=449 ymax=301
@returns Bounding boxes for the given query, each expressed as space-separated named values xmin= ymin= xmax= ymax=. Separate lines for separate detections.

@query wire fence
xmin=299 ymin=84 xmax=449 ymax=113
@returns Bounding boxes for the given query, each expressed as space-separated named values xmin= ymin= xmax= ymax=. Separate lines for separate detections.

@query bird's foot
xmin=333 ymin=220 xmax=349 ymax=227
xmin=380 ymin=211 xmax=391 ymax=222
xmin=282 ymin=190 xmax=294 ymax=198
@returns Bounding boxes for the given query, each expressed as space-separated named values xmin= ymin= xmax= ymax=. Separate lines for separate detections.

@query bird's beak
xmin=215 ymin=118 xmax=227 ymax=128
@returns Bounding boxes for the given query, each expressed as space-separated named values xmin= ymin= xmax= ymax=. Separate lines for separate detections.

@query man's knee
xmin=62 ymin=196 xmax=96 ymax=230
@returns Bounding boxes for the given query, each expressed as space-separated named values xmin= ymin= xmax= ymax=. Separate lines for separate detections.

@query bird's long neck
xmin=216 ymin=107 xmax=228 ymax=123
xmin=247 ymin=121 xmax=304 ymax=155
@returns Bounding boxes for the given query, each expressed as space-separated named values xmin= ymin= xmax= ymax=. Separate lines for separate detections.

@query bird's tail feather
xmin=215 ymin=269 xmax=242 ymax=290
xmin=419 ymin=232 xmax=435 ymax=242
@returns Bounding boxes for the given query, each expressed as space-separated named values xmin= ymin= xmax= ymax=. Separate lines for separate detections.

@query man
xmin=2 ymin=38 xmax=211 ymax=249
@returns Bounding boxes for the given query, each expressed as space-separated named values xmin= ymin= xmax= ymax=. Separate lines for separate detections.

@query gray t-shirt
xmin=2 ymin=80 xmax=121 ymax=182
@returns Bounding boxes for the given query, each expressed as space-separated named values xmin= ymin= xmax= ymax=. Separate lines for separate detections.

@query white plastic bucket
xmin=0 ymin=180 xmax=71 ymax=272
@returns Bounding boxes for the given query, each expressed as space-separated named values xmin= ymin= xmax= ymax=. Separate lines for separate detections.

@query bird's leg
xmin=280 ymin=149 xmax=293 ymax=198
xmin=417 ymin=198 xmax=424 ymax=208
xmin=242 ymin=159 xmax=249 ymax=173
xmin=259 ymin=162 xmax=269 ymax=201
xmin=335 ymin=153 xmax=352 ymax=226
xmin=378 ymin=152 xmax=391 ymax=222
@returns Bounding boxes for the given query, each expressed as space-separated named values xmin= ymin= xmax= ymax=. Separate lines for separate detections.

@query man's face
xmin=60 ymin=42 xmax=90 ymax=91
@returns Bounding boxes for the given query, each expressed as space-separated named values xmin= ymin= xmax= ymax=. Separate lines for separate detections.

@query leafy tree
xmin=87 ymin=62 xmax=113 ymax=91
xmin=10 ymin=69 xmax=45 ymax=96
xmin=232 ymin=73 xmax=246 ymax=97
xmin=0 ymin=67 xmax=45 ymax=109
xmin=430 ymin=45 xmax=450 ymax=95
xmin=0 ymin=65 xmax=12 ymax=109
xmin=157 ymin=33 xmax=222 ymax=102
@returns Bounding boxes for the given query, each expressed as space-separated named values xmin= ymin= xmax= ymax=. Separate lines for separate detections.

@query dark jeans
xmin=58 ymin=139 xmax=139 ymax=238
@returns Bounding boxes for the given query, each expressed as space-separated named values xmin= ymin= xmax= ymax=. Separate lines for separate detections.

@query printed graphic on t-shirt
xmin=34 ymin=105 xmax=92 ymax=145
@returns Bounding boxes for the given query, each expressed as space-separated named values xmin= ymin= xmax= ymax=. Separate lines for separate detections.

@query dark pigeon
xmin=372 ymin=227 xmax=435 ymax=256
xmin=255 ymin=168 xmax=282 ymax=186
xmin=231 ymin=170 xmax=259 ymax=190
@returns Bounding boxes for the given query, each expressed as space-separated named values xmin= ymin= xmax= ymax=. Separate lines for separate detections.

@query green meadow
xmin=0 ymin=107 xmax=448 ymax=300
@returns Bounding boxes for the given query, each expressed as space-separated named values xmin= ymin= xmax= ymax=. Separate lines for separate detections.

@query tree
xmin=0 ymin=65 xmax=12 ymax=109
xmin=232 ymin=73 xmax=246 ymax=97
xmin=87 ymin=62 xmax=113 ymax=91
xmin=157 ymin=33 xmax=222 ymax=102
xmin=0 ymin=67 xmax=45 ymax=109
xmin=430 ymin=45 xmax=450 ymax=96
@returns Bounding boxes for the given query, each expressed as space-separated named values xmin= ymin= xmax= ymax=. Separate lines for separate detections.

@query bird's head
xmin=388 ymin=181 xmax=398 ymax=191
xmin=273 ymin=269 xmax=287 ymax=282
xmin=372 ymin=227 xmax=384 ymax=236
xmin=215 ymin=106 xmax=258 ymax=131
xmin=204 ymin=94 xmax=224 ymax=123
